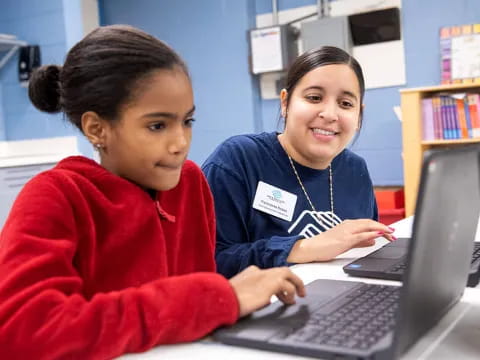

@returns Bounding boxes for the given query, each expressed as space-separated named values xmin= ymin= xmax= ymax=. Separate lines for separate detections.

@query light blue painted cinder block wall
xmin=0 ymin=0 xmax=96 ymax=157
xmin=1 ymin=0 xmax=480 ymax=185
xmin=254 ymin=0 xmax=480 ymax=185
xmin=402 ymin=0 xmax=480 ymax=86
xmin=356 ymin=0 xmax=480 ymax=185
xmin=0 ymin=0 xmax=78 ymax=140
xmin=255 ymin=1 xmax=403 ymax=186
xmin=100 ymin=0 xmax=261 ymax=164
xmin=100 ymin=0 xmax=480 ymax=185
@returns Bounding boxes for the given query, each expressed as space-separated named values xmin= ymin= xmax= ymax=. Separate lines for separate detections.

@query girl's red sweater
xmin=0 ymin=156 xmax=238 ymax=359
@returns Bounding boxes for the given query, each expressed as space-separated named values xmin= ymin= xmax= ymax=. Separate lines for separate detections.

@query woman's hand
xmin=287 ymin=219 xmax=395 ymax=263
xmin=229 ymin=266 xmax=306 ymax=318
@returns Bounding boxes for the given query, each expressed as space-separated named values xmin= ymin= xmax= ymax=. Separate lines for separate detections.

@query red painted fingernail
xmin=388 ymin=227 xmax=395 ymax=232
xmin=377 ymin=231 xmax=385 ymax=235
xmin=392 ymin=235 xmax=397 ymax=241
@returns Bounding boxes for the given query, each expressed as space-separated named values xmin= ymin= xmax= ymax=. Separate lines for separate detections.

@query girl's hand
xmin=229 ymin=266 xmax=306 ymax=318
xmin=287 ymin=219 xmax=395 ymax=263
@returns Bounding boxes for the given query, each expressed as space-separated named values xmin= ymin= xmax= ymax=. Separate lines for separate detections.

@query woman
xmin=203 ymin=46 xmax=395 ymax=279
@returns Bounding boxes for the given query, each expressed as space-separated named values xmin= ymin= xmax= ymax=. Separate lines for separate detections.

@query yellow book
xmin=462 ymin=24 xmax=472 ymax=34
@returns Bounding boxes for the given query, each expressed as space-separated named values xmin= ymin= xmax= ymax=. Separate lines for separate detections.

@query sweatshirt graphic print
xmin=203 ymin=132 xmax=378 ymax=278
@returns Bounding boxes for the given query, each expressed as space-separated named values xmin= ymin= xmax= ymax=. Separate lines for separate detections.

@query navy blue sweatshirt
xmin=202 ymin=132 xmax=378 ymax=278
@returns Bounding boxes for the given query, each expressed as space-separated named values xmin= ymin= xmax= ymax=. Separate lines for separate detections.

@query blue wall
xmin=246 ymin=0 xmax=480 ymax=185
xmin=402 ymin=0 xmax=480 ymax=86
xmin=0 ymin=0 xmax=77 ymax=141
xmin=99 ymin=0 xmax=406 ymax=185
xmin=100 ymin=0 xmax=261 ymax=163
xmin=356 ymin=0 xmax=480 ymax=185
xmin=254 ymin=1 xmax=400 ymax=186
xmin=2 ymin=0 xmax=480 ymax=186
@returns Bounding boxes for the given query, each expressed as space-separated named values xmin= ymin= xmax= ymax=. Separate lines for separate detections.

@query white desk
xmin=120 ymin=217 xmax=480 ymax=360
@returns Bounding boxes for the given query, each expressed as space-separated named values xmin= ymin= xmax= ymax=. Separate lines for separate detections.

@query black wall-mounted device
xmin=18 ymin=45 xmax=41 ymax=83
xmin=348 ymin=8 xmax=401 ymax=46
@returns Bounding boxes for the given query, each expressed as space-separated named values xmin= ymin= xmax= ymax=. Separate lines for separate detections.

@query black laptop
xmin=343 ymin=149 xmax=480 ymax=288
xmin=214 ymin=146 xmax=480 ymax=360
xmin=343 ymin=238 xmax=480 ymax=287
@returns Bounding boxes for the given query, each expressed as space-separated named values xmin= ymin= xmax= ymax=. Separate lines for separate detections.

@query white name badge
xmin=252 ymin=181 xmax=297 ymax=221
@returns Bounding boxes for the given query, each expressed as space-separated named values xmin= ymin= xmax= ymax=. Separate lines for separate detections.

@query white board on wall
xmin=333 ymin=0 xmax=405 ymax=90
xmin=353 ymin=40 xmax=406 ymax=89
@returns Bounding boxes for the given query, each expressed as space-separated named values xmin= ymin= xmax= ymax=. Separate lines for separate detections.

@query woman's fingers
xmin=352 ymin=231 xmax=383 ymax=246
xmin=381 ymin=233 xmax=397 ymax=242
xmin=346 ymin=219 xmax=394 ymax=234
xmin=355 ymin=238 xmax=376 ymax=248
xmin=288 ymin=218 xmax=397 ymax=263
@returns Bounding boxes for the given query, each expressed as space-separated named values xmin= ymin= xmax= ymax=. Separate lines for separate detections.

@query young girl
xmin=0 ymin=25 xmax=305 ymax=359
xmin=202 ymin=46 xmax=395 ymax=279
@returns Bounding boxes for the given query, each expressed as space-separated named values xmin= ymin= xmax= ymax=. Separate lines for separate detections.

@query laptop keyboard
xmin=472 ymin=243 xmax=480 ymax=263
xmin=388 ymin=260 xmax=407 ymax=274
xmin=388 ymin=243 xmax=480 ymax=275
xmin=279 ymin=284 xmax=400 ymax=350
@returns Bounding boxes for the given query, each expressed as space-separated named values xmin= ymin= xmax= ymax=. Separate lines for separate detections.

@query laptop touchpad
xmin=369 ymin=247 xmax=406 ymax=259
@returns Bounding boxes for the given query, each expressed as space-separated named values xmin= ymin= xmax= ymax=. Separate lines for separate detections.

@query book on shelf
xmin=455 ymin=96 xmax=469 ymax=138
xmin=448 ymin=96 xmax=460 ymax=138
xmin=421 ymin=92 xmax=480 ymax=141
xmin=432 ymin=97 xmax=442 ymax=139
xmin=468 ymin=94 xmax=480 ymax=138
xmin=439 ymin=96 xmax=451 ymax=139
xmin=421 ymin=98 xmax=435 ymax=141
xmin=440 ymin=23 xmax=480 ymax=85
xmin=464 ymin=94 xmax=473 ymax=138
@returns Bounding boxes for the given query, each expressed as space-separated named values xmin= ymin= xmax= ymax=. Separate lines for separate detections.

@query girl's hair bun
xmin=28 ymin=65 xmax=62 ymax=113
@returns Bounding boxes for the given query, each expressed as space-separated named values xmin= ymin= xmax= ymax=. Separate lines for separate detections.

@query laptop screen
xmin=393 ymin=146 xmax=480 ymax=357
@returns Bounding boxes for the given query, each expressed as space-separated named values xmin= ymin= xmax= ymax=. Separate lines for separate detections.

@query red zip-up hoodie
xmin=0 ymin=156 xmax=238 ymax=359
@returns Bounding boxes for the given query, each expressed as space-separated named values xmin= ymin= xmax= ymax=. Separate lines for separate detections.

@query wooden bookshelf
xmin=400 ymin=82 xmax=480 ymax=216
